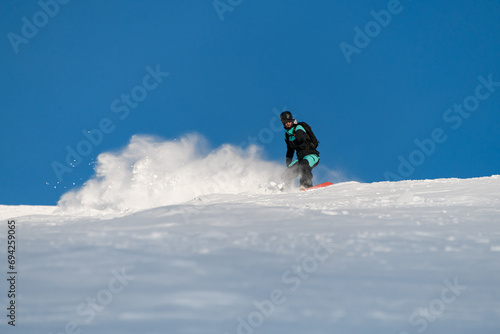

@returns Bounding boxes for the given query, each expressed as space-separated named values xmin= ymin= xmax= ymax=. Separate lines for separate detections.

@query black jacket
xmin=285 ymin=124 xmax=319 ymax=166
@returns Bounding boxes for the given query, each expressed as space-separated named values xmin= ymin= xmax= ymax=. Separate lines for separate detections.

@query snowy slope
xmin=1 ymin=175 xmax=500 ymax=334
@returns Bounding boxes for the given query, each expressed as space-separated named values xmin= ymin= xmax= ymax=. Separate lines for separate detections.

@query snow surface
xmin=1 ymin=136 xmax=499 ymax=334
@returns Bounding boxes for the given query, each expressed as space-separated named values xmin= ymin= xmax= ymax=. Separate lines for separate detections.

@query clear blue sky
xmin=1 ymin=0 xmax=499 ymax=205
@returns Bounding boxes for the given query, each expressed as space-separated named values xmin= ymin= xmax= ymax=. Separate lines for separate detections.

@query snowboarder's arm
xmin=294 ymin=127 xmax=312 ymax=151
xmin=285 ymin=139 xmax=294 ymax=166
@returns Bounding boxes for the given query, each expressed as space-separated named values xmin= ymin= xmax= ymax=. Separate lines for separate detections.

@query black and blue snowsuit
xmin=283 ymin=123 xmax=320 ymax=188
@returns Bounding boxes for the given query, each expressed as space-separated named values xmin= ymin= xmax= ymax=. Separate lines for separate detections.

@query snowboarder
xmin=280 ymin=111 xmax=320 ymax=190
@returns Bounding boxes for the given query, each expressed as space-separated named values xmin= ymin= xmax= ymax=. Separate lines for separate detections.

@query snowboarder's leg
xmin=298 ymin=155 xmax=320 ymax=189
xmin=282 ymin=160 xmax=300 ymax=188
xmin=298 ymin=160 xmax=314 ymax=188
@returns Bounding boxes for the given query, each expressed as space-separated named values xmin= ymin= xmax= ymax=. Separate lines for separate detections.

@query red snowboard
xmin=301 ymin=182 xmax=334 ymax=191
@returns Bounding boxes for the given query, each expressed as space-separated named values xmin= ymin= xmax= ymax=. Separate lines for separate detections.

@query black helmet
xmin=280 ymin=111 xmax=294 ymax=125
